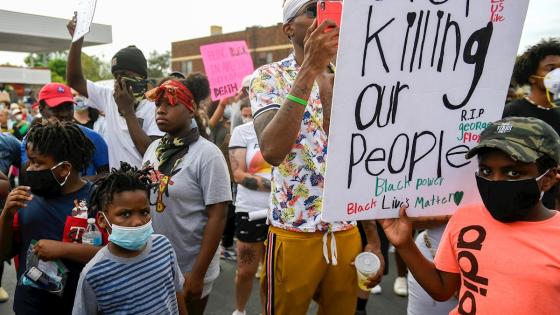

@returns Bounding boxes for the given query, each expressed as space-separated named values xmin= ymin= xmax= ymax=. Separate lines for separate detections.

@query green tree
xmin=24 ymin=53 xmax=50 ymax=68
xmin=147 ymin=50 xmax=170 ymax=79
xmin=24 ymin=52 xmax=112 ymax=83
xmin=48 ymin=58 xmax=67 ymax=83
xmin=82 ymin=53 xmax=112 ymax=81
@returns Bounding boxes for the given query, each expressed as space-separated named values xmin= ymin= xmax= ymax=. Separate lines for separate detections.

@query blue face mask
xmin=74 ymin=97 xmax=88 ymax=111
xmin=101 ymin=212 xmax=153 ymax=251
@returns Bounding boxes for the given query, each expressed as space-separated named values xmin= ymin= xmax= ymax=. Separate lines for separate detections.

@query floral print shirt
xmin=249 ymin=53 xmax=355 ymax=233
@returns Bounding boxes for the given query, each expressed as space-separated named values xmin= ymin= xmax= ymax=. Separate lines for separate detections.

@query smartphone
xmin=25 ymin=266 xmax=61 ymax=291
xmin=316 ymin=0 xmax=343 ymax=29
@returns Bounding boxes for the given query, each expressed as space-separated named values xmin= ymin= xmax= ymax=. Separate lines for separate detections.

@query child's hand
xmin=379 ymin=205 xmax=414 ymax=249
xmin=33 ymin=240 xmax=65 ymax=261
xmin=2 ymin=186 xmax=32 ymax=217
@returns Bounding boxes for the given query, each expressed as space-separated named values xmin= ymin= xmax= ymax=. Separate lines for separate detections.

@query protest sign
xmin=322 ymin=0 xmax=530 ymax=221
xmin=73 ymin=0 xmax=97 ymax=42
xmin=200 ymin=41 xmax=254 ymax=101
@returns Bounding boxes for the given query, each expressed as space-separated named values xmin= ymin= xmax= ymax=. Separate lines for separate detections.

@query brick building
xmin=171 ymin=24 xmax=292 ymax=74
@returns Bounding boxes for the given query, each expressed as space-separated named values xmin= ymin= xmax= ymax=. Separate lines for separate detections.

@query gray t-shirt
xmin=72 ymin=234 xmax=184 ymax=315
xmin=143 ymin=137 xmax=232 ymax=283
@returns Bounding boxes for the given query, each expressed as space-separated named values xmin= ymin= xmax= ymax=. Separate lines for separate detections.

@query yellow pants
xmin=261 ymin=226 xmax=362 ymax=315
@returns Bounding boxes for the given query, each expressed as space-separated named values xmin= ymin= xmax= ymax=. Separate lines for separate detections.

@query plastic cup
xmin=355 ymin=252 xmax=381 ymax=291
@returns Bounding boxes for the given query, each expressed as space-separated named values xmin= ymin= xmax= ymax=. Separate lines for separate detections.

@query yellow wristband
xmin=287 ymin=94 xmax=308 ymax=106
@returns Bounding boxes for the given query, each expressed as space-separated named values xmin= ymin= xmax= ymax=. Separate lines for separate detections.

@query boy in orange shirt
xmin=382 ymin=116 xmax=560 ymax=315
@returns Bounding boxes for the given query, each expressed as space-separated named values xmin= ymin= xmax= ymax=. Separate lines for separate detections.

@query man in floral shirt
xmin=250 ymin=1 xmax=384 ymax=314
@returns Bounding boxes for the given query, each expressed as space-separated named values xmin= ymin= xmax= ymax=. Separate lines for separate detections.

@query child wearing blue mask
xmin=72 ymin=163 xmax=187 ymax=315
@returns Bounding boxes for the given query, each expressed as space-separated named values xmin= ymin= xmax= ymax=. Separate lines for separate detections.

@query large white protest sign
xmin=73 ymin=0 xmax=97 ymax=42
xmin=322 ymin=0 xmax=530 ymax=221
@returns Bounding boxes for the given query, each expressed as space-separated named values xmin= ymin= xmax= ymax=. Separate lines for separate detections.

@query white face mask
xmin=544 ymin=68 xmax=560 ymax=96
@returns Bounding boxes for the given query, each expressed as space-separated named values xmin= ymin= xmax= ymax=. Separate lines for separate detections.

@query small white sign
xmin=73 ymin=0 xmax=98 ymax=42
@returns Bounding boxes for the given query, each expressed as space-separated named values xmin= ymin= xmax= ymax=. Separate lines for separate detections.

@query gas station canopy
xmin=0 ymin=10 xmax=112 ymax=53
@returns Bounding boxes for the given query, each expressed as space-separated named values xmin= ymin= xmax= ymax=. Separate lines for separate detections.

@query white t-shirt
xmin=143 ymin=137 xmax=232 ymax=283
xmin=229 ymin=122 xmax=272 ymax=213
xmin=86 ymin=80 xmax=164 ymax=168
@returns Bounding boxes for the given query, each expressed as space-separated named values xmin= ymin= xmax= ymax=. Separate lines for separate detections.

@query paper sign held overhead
xmin=73 ymin=0 xmax=98 ymax=42
xmin=200 ymin=41 xmax=254 ymax=101
xmin=322 ymin=0 xmax=530 ymax=221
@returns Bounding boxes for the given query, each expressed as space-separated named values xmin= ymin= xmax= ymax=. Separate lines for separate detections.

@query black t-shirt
xmin=503 ymin=98 xmax=560 ymax=209
xmin=13 ymin=182 xmax=93 ymax=315
xmin=503 ymin=98 xmax=560 ymax=135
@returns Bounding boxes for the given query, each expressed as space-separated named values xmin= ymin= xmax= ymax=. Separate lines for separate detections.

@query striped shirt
xmin=72 ymin=234 xmax=184 ymax=315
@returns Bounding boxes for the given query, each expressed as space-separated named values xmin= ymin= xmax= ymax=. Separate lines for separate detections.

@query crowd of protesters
xmin=0 ymin=0 xmax=559 ymax=315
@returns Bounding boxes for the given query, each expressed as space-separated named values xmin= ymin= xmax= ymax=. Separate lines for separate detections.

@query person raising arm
xmin=66 ymin=13 xmax=163 ymax=167
xmin=253 ymin=19 xmax=339 ymax=166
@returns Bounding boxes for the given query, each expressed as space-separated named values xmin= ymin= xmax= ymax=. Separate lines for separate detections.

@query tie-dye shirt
xmin=249 ymin=53 xmax=355 ymax=233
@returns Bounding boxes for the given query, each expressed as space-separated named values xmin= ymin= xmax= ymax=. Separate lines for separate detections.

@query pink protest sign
xmin=200 ymin=41 xmax=254 ymax=101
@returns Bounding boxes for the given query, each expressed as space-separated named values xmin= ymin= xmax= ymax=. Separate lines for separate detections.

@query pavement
xmin=0 ymin=254 xmax=407 ymax=315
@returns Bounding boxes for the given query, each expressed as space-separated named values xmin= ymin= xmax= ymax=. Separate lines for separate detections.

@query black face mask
xmin=24 ymin=162 xmax=70 ymax=199
xmin=475 ymin=172 xmax=546 ymax=223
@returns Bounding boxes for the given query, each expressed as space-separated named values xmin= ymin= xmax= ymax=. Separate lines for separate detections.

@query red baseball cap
xmin=38 ymin=83 xmax=75 ymax=107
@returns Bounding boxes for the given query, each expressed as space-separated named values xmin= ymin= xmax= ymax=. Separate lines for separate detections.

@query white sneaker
xmin=232 ymin=310 xmax=246 ymax=315
xmin=393 ymin=277 xmax=408 ymax=297
xmin=0 ymin=287 xmax=9 ymax=303
xmin=370 ymin=284 xmax=382 ymax=295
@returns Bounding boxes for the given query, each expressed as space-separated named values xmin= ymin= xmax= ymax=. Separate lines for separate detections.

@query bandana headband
xmin=145 ymin=80 xmax=195 ymax=112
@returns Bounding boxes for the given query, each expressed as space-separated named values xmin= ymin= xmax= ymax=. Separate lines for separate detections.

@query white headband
xmin=283 ymin=0 xmax=313 ymax=23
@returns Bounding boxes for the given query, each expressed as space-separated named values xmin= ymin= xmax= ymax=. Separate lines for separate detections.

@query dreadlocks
xmin=26 ymin=120 xmax=94 ymax=173
xmin=88 ymin=162 xmax=155 ymax=217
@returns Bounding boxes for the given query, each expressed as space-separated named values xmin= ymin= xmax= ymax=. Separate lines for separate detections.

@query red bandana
xmin=145 ymin=80 xmax=195 ymax=111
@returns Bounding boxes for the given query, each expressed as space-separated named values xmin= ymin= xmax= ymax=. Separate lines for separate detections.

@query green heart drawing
xmin=453 ymin=191 xmax=464 ymax=206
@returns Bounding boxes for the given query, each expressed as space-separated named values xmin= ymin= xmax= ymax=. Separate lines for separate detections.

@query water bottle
xmin=82 ymin=218 xmax=102 ymax=246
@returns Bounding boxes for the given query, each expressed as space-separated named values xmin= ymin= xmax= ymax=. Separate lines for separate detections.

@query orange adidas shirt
xmin=434 ymin=203 xmax=560 ymax=315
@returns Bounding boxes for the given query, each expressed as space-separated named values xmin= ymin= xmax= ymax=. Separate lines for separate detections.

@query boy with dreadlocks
xmin=72 ymin=162 xmax=187 ymax=315
xmin=0 ymin=121 xmax=101 ymax=315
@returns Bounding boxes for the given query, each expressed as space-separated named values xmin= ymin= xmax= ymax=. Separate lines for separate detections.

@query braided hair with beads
xmin=88 ymin=162 xmax=156 ymax=217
